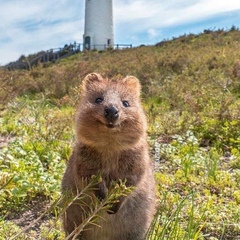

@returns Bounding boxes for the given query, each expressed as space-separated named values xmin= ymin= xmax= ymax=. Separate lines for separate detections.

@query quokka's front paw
xmin=94 ymin=181 xmax=108 ymax=201
xmin=107 ymin=202 xmax=121 ymax=214
xmin=107 ymin=195 xmax=125 ymax=214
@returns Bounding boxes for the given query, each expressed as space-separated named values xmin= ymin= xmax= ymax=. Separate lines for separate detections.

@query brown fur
xmin=61 ymin=73 xmax=156 ymax=240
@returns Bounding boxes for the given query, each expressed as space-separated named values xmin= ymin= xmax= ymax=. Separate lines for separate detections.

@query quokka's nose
xmin=104 ymin=106 xmax=119 ymax=123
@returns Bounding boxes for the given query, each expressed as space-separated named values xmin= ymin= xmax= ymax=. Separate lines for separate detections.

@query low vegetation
xmin=0 ymin=28 xmax=240 ymax=239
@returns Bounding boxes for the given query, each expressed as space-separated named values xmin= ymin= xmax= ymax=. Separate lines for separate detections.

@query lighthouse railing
xmin=85 ymin=44 xmax=132 ymax=51
xmin=114 ymin=44 xmax=132 ymax=49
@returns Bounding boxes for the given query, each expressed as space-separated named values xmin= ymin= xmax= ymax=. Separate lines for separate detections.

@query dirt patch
xmin=6 ymin=196 xmax=52 ymax=238
xmin=0 ymin=135 xmax=15 ymax=148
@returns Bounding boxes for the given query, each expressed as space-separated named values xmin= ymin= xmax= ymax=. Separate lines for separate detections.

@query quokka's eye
xmin=95 ymin=97 xmax=103 ymax=104
xmin=122 ymin=100 xmax=130 ymax=107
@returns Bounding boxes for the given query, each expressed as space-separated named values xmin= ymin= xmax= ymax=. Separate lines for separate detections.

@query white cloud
xmin=114 ymin=0 xmax=240 ymax=29
xmin=0 ymin=0 xmax=84 ymax=65
xmin=114 ymin=0 xmax=240 ymax=45
xmin=1 ymin=0 xmax=240 ymax=65
xmin=148 ymin=28 xmax=159 ymax=39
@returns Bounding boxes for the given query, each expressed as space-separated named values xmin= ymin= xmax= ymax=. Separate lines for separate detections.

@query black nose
xmin=104 ymin=106 xmax=119 ymax=123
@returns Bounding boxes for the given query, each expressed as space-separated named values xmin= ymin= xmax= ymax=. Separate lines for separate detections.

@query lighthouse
xmin=83 ymin=0 xmax=114 ymax=50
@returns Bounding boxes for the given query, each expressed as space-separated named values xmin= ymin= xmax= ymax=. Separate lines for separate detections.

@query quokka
xmin=62 ymin=73 xmax=155 ymax=240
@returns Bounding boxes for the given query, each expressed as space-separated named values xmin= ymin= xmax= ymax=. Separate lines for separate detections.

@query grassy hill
xmin=0 ymin=28 xmax=240 ymax=239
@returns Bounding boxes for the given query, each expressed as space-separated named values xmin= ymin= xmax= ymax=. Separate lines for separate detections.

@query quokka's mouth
xmin=96 ymin=119 xmax=119 ymax=129
xmin=106 ymin=122 xmax=116 ymax=128
xmin=106 ymin=121 xmax=121 ymax=129
xmin=107 ymin=125 xmax=115 ymax=129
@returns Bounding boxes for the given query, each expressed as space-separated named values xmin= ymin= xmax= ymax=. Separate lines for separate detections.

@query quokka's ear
xmin=82 ymin=73 xmax=104 ymax=91
xmin=122 ymin=76 xmax=141 ymax=96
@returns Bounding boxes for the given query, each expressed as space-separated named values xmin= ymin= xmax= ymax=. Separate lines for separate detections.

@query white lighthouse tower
xmin=83 ymin=0 xmax=114 ymax=50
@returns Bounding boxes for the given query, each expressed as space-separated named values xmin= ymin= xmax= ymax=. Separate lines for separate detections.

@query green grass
xmin=0 ymin=29 xmax=240 ymax=239
xmin=1 ymin=96 xmax=239 ymax=239
xmin=150 ymin=131 xmax=240 ymax=239
xmin=0 ymin=97 xmax=72 ymax=212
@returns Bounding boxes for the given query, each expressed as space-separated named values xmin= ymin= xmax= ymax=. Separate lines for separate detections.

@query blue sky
xmin=1 ymin=0 xmax=240 ymax=65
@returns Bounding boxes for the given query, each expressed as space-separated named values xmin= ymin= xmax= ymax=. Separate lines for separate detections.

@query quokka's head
xmin=75 ymin=73 xmax=147 ymax=150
